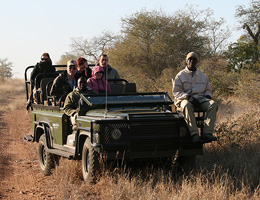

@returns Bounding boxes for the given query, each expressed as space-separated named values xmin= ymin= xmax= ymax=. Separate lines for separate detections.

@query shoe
xmin=192 ymin=134 xmax=201 ymax=143
xmin=202 ymin=133 xmax=217 ymax=141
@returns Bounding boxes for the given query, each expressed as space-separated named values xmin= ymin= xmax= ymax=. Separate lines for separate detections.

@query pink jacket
xmin=87 ymin=66 xmax=111 ymax=93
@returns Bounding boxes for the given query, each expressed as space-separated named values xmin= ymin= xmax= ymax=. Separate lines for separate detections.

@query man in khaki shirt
xmin=172 ymin=52 xmax=218 ymax=143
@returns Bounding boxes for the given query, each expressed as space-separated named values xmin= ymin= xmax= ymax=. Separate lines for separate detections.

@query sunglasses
xmin=69 ymin=65 xmax=77 ymax=70
xmin=41 ymin=58 xmax=48 ymax=61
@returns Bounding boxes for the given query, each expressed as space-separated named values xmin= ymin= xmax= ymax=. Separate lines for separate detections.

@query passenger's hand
xmin=188 ymin=96 xmax=200 ymax=107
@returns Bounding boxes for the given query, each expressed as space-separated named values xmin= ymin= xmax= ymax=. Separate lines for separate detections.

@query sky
xmin=0 ymin=0 xmax=251 ymax=78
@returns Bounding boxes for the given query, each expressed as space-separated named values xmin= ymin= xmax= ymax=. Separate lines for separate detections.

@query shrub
xmin=233 ymin=69 xmax=260 ymax=102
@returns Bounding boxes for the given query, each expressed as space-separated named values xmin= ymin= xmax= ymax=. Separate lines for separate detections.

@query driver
xmin=63 ymin=77 xmax=94 ymax=129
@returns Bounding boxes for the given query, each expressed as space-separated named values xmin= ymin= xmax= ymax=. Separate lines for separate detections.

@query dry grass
xmin=0 ymin=79 xmax=26 ymax=111
xmin=49 ymin=157 xmax=260 ymax=200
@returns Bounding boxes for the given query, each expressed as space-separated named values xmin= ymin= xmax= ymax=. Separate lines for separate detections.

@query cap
xmin=186 ymin=52 xmax=198 ymax=63
xmin=67 ymin=60 xmax=77 ymax=67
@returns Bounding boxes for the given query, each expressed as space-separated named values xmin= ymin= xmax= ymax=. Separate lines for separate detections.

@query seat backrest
xmin=40 ymin=78 xmax=55 ymax=102
xmin=123 ymin=83 xmax=136 ymax=93
xmin=110 ymin=83 xmax=125 ymax=94
xmin=46 ymin=80 xmax=53 ymax=96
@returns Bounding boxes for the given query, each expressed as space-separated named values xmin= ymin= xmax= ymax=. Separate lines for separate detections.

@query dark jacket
xmin=50 ymin=71 xmax=76 ymax=101
xmin=30 ymin=61 xmax=55 ymax=88
xmin=74 ymin=68 xmax=92 ymax=81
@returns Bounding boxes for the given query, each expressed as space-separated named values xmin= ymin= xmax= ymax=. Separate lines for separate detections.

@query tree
xmin=0 ymin=58 xmax=13 ymax=81
xmin=109 ymin=8 xmax=219 ymax=78
xmin=224 ymin=36 xmax=257 ymax=72
xmin=205 ymin=18 xmax=231 ymax=56
xmin=56 ymin=53 xmax=78 ymax=65
xmin=236 ymin=1 xmax=260 ymax=61
xmin=69 ymin=31 xmax=120 ymax=64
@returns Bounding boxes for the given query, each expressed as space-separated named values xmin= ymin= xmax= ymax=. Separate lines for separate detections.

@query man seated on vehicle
xmin=172 ymin=52 xmax=218 ymax=143
xmin=50 ymin=60 xmax=77 ymax=104
xmin=63 ymin=77 xmax=94 ymax=129
xmin=97 ymin=54 xmax=120 ymax=81
xmin=30 ymin=52 xmax=55 ymax=89
xmin=26 ymin=53 xmax=55 ymax=109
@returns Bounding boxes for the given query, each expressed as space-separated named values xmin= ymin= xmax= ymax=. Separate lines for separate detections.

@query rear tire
xmin=38 ymin=134 xmax=55 ymax=176
xmin=82 ymin=138 xmax=100 ymax=183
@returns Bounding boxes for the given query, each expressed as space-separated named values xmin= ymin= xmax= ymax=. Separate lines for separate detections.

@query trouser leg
xmin=199 ymin=99 xmax=218 ymax=134
xmin=180 ymin=100 xmax=198 ymax=136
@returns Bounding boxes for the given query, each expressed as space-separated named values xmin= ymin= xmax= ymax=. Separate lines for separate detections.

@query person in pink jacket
xmin=87 ymin=65 xmax=111 ymax=93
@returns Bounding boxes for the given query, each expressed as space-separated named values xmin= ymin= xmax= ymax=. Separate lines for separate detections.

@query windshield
xmin=81 ymin=93 xmax=173 ymax=106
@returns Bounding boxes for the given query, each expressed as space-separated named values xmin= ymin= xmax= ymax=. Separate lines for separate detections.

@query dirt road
xmin=0 ymin=104 xmax=56 ymax=199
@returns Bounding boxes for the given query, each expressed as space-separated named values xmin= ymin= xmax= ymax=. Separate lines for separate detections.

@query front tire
xmin=82 ymin=138 xmax=100 ymax=183
xmin=38 ymin=134 xmax=54 ymax=176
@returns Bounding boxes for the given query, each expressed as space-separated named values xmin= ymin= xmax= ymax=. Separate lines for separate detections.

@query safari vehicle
xmin=24 ymin=65 xmax=205 ymax=182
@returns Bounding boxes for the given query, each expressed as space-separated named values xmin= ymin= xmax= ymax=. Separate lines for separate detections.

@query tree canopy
xmin=108 ymin=8 xmax=229 ymax=78
xmin=224 ymin=1 xmax=260 ymax=71
xmin=236 ymin=0 xmax=260 ymax=46
xmin=69 ymin=31 xmax=119 ymax=64
xmin=224 ymin=37 xmax=257 ymax=71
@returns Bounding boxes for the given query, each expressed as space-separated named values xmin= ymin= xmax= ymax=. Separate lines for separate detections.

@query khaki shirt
xmin=172 ymin=67 xmax=212 ymax=107
xmin=63 ymin=90 xmax=81 ymax=117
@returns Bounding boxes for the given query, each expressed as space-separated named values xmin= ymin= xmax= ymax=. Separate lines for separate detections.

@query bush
xmin=215 ymin=112 xmax=260 ymax=148
xmin=200 ymin=58 xmax=239 ymax=97
xmin=233 ymin=69 xmax=260 ymax=102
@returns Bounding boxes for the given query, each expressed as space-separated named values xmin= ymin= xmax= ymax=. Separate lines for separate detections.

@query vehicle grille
xmin=130 ymin=120 xmax=179 ymax=138
xmin=101 ymin=120 xmax=179 ymax=144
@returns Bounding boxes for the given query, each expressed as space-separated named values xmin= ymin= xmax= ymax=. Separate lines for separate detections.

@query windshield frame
xmin=80 ymin=92 xmax=173 ymax=107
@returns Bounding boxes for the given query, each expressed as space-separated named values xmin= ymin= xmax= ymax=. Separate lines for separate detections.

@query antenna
xmin=104 ymin=62 xmax=108 ymax=118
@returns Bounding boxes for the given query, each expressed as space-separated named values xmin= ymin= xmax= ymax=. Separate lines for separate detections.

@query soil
xmin=0 ymin=96 xmax=57 ymax=199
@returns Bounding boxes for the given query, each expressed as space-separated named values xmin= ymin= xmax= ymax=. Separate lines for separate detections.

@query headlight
xmin=179 ymin=126 xmax=187 ymax=137
xmin=93 ymin=123 xmax=100 ymax=132
xmin=111 ymin=129 xmax=122 ymax=140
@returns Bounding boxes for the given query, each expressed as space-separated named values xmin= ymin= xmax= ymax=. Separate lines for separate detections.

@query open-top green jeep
xmin=24 ymin=65 xmax=205 ymax=182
